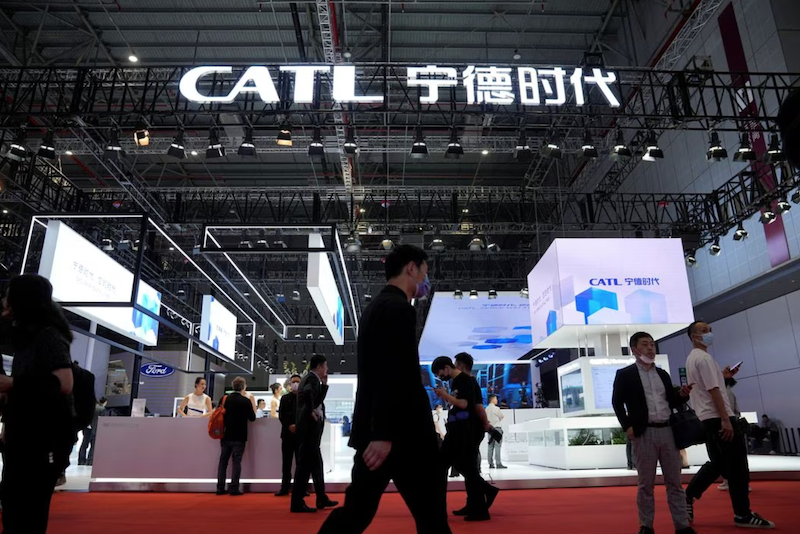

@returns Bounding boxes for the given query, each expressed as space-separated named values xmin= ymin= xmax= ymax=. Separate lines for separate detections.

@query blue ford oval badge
xmin=140 ymin=363 xmax=175 ymax=377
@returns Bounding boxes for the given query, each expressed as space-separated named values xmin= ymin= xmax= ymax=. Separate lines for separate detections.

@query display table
xmin=89 ymin=416 xmax=337 ymax=492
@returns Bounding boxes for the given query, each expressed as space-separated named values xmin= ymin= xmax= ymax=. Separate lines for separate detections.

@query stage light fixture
xmin=734 ymin=133 xmax=756 ymax=161
xmin=469 ymin=289 xmax=479 ymax=300
xmin=706 ymin=130 xmax=728 ymax=161
xmin=6 ymin=126 xmax=28 ymax=161
xmin=512 ymin=49 xmax=521 ymax=60
xmin=128 ymin=53 xmax=138 ymax=63
xmin=764 ymin=133 xmax=785 ymax=163
xmin=239 ymin=239 xmax=253 ymax=249
xmin=733 ymin=222 xmax=748 ymax=241
xmin=167 ymin=129 xmax=186 ymax=159
xmin=515 ymin=129 xmax=532 ymax=160
xmin=190 ymin=150 xmax=198 ymax=156
xmin=381 ymin=236 xmax=394 ymax=250
xmin=308 ymin=127 xmax=325 ymax=157
xmin=101 ymin=238 xmax=114 ymax=252
xmin=685 ymin=251 xmax=697 ymax=266
xmin=760 ymin=207 xmax=777 ymax=225
xmin=481 ymin=149 xmax=489 ymax=156
xmin=792 ymin=190 xmax=800 ymax=205
xmin=445 ymin=127 xmax=463 ymax=159
xmin=642 ymin=131 xmax=663 ymax=161
xmin=611 ymin=127 xmax=631 ymax=159
xmin=206 ymin=128 xmax=225 ymax=158
xmin=103 ymin=128 xmax=125 ymax=161
xmin=709 ymin=238 xmax=721 ymax=256
xmin=276 ymin=121 xmax=292 ymax=147
xmin=345 ymin=231 xmax=362 ymax=253
xmin=488 ymin=289 xmax=498 ymax=299
xmin=582 ymin=129 xmax=598 ymax=159
xmin=520 ymin=288 xmax=529 ymax=298
xmin=487 ymin=241 xmax=501 ymax=252
xmin=37 ymin=130 xmax=56 ymax=160
xmin=344 ymin=127 xmax=358 ymax=155
xmin=238 ymin=127 xmax=257 ymax=156
xmin=134 ymin=120 xmax=150 ymax=147
xmin=778 ymin=197 xmax=791 ymax=214
xmin=468 ymin=235 xmax=484 ymax=251
xmin=256 ymin=239 xmax=269 ymax=248
xmin=292 ymin=290 xmax=301 ymax=301
xmin=410 ymin=125 xmax=428 ymax=159
xmin=454 ymin=289 xmax=463 ymax=300
xmin=542 ymin=128 xmax=562 ymax=159
xmin=431 ymin=237 xmax=446 ymax=252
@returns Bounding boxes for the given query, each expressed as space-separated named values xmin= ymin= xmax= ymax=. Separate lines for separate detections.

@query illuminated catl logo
xmin=589 ymin=278 xmax=623 ymax=286
xmin=179 ymin=64 xmax=620 ymax=107
xmin=140 ymin=363 xmax=175 ymax=377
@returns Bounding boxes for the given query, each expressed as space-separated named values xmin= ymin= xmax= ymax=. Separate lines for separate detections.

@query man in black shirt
xmin=276 ymin=373 xmax=302 ymax=497
xmin=216 ymin=377 xmax=256 ymax=496
xmin=317 ymin=245 xmax=451 ymax=534
xmin=432 ymin=356 xmax=491 ymax=522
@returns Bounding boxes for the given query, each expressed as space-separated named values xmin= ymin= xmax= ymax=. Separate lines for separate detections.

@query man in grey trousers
xmin=612 ymin=332 xmax=696 ymax=534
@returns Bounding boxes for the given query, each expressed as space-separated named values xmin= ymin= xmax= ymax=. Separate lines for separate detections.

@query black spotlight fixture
xmin=733 ymin=133 xmax=756 ymax=161
xmin=445 ymin=126 xmax=463 ymax=159
xmin=488 ymin=289 xmax=498 ymax=299
xmin=709 ymin=238 xmax=721 ymax=256
xmin=133 ymin=119 xmax=150 ymax=147
xmin=453 ymin=289 xmax=463 ymax=300
xmin=778 ymin=197 xmax=791 ymax=214
xmin=760 ymin=205 xmax=777 ymax=225
xmin=37 ymin=130 xmax=56 ymax=160
xmin=542 ymin=128 xmax=562 ymax=159
xmin=581 ymin=129 xmax=598 ymax=159
xmin=706 ymin=130 xmax=728 ymax=161
xmin=733 ymin=222 xmax=748 ymax=241
xmin=167 ymin=129 xmax=186 ymax=159
xmin=410 ymin=125 xmax=428 ymax=159
xmin=611 ymin=127 xmax=631 ymax=159
xmin=276 ymin=121 xmax=292 ymax=147
xmin=792 ymin=189 xmax=800 ymax=205
xmin=206 ymin=128 xmax=225 ymax=158
xmin=103 ymin=128 xmax=125 ymax=161
xmin=238 ymin=126 xmax=257 ymax=156
xmin=685 ymin=250 xmax=697 ymax=267
xmin=308 ymin=127 xmax=325 ymax=157
xmin=343 ymin=127 xmax=358 ymax=155
xmin=7 ymin=126 xmax=28 ymax=161
xmin=515 ymin=129 xmax=532 ymax=160
xmin=764 ymin=133 xmax=786 ymax=163
xmin=642 ymin=130 xmax=663 ymax=161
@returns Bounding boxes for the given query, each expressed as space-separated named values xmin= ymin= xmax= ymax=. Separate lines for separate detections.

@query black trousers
xmin=1 ymin=445 xmax=69 ymax=534
xmin=685 ymin=417 xmax=751 ymax=517
xmin=280 ymin=436 xmax=299 ymax=491
xmin=78 ymin=427 xmax=95 ymax=465
xmin=442 ymin=430 xmax=489 ymax=515
xmin=317 ymin=444 xmax=452 ymax=534
xmin=291 ymin=430 xmax=326 ymax=507
xmin=217 ymin=440 xmax=246 ymax=491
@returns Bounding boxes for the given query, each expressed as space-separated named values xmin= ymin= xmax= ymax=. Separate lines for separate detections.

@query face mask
xmin=701 ymin=332 xmax=714 ymax=347
xmin=638 ymin=354 xmax=656 ymax=365
xmin=291 ymin=382 xmax=299 ymax=393
xmin=414 ymin=274 xmax=431 ymax=299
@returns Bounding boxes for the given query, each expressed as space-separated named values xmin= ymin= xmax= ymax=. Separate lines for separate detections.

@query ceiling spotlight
xmin=706 ymin=130 xmax=727 ymax=161
xmin=128 ymin=53 xmax=139 ymax=63
xmin=515 ymin=129 xmax=532 ymax=160
xmin=642 ymin=131 xmax=663 ymax=161
xmin=468 ymin=235 xmax=484 ymax=251
xmin=381 ymin=236 xmax=394 ymax=250
xmin=445 ymin=127 xmax=463 ymax=159
xmin=469 ymin=289 xmax=479 ymax=300
xmin=512 ymin=49 xmax=521 ymax=60
xmin=764 ymin=133 xmax=785 ymax=163
xmin=276 ymin=121 xmax=292 ymax=147
xmin=777 ymin=197 xmax=791 ymax=214
xmin=239 ymin=239 xmax=253 ymax=249
xmin=167 ymin=129 xmax=186 ymax=159
xmin=734 ymin=133 xmax=755 ymax=162
xmin=343 ymin=48 xmax=353 ymax=59
xmin=37 ymin=130 xmax=56 ymax=160
xmin=488 ymin=289 xmax=498 ymax=299
xmin=243 ymin=291 xmax=251 ymax=298
xmin=101 ymin=238 xmax=114 ymax=252
xmin=611 ymin=127 xmax=631 ymax=159
xmin=238 ymin=126 xmax=257 ymax=156
xmin=542 ymin=128 xmax=562 ymax=159
xmin=760 ymin=207 xmax=777 ymax=225
xmin=255 ymin=238 xmax=269 ymax=248
xmin=177 ymin=288 xmax=186 ymax=300
xmin=792 ymin=190 xmax=800 ymax=205
xmin=103 ymin=128 xmax=125 ymax=161
xmin=364 ymin=293 xmax=372 ymax=302
xmin=430 ymin=237 xmax=446 ymax=252
xmin=292 ymin=290 xmax=301 ymax=301
xmin=6 ymin=126 xmax=27 ymax=161
xmin=685 ymin=251 xmax=697 ymax=266
xmin=733 ymin=222 xmax=748 ymax=241
xmin=206 ymin=128 xmax=225 ymax=158
xmin=481 ymin=149 xmax=489 ymax=156
xmin=65 ymin=150 xmax=73 ymax=156
xmin=520 ymin=288 xmax=529 ymax=298
xmin=487 ymin=241 xmax=501 ymax=252
xmin=308 ymin=126 xmax=325 ymax=157
xmin=134 ymin=120 xmax=150 ymax=147
xmin=294 ymin=333 xmax=301 ymax=339
xmin=709 ymin=238 xmax=721 ymax=256
xmin=454 ymin=289 xmax=463 ymax=300
xmin=581 ymin=129 xmax=597 ymax=159
xmin=345 ymin=231 xmax=362 ymax=253
xmin=344 ymin=127 xmax=358 ymax=155
xmin=410 ymin=124 xmax=428 ymax=159
xmin=190 ymin=149 xmax=198 ymax=156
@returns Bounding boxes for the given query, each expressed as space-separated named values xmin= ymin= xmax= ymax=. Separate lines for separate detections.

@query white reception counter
xmin=89 ymin=416 xmax=337 ymax=492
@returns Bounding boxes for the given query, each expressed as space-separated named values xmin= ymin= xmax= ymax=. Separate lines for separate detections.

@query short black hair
xmin=431 ymin=356 xmax=454 ymax=374
xmin=257 ymin=398 xmax=265 ymax=405
xmin=488 ymin=394 xmax=497 ymax=403
xmin=99 ymin=397 xmax=108 ymax=404
xmin=629 ymin=332 xmax=654 ymax=348
xmin=687 ymin=320 xmax=704 ymax=339
xmin=385 ymin=244 xmax=428 ymax=281
xmin=291 ymin=373 xmax=302 ymax=381
xmin=195 ymin=377 xmax=205 ymax=386
xmin=310 ymin=354 xmax=327 ymax=370
xmin=270 ymin=382 xmax=282 ymax=394
xmin=455 ymin=352 xmax=474 ymax=371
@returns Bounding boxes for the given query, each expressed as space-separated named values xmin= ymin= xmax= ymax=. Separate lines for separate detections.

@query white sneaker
xmin=718 ymin=481 xmax=729 ymax=490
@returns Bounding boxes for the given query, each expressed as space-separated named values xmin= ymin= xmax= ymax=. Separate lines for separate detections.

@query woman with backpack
xmin=0 ymin=274 xmax=77 ymax=534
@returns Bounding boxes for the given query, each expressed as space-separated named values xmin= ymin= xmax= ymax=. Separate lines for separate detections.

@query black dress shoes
xmin=291 ymin=504 xmax=317 ymax=513
xmin=274 ymin=489 xmax=290 ymax=497
xmin=317 ymin=499 xmax=339 ymax=509
xmin=452 ymin=506 xmax=469 ymax=516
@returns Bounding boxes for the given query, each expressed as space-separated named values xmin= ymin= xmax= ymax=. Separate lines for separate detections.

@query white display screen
xmin=590 ymin=365 xmax=620 ymax=410
xmin=200 ymin=295 xmax=237 ymax=361
xmin=560 ymin=369 xmax=585 ymax=414
xmin=307 ymin=233 xmax=345 ymax=345
xmin=419 ymin=291 xmax=534 ymax=363
xmin=38 ymin=220 xmax=162 ymax=346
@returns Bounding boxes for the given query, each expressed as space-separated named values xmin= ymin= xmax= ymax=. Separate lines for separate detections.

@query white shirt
xmin=256 ymin=408 xmax=266 ymax=418
xmin=635 ymin=362 xmax=671 ymax=423
xmin=185 ymin=393 xmax=209 ymax=417
xmin=485 ymin=403 xmax=504 ymax=428
xmin=686 ymin=348 xmax=734 ymax=421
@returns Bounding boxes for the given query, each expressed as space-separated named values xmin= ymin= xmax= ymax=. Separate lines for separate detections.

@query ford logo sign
xmin=140 ymin=363 xmax=175 ymax=377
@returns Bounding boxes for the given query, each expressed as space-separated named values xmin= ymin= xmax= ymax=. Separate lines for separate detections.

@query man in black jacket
xmin=317 ymin=245 xmax=451 ymax=534
xmin=216 ymin=377 xmax=256 ymax=496
xmin=612 ymin=332 xmax=695 ymax=534
xmin=291 ymin=355 xmax=337 ymax=513
xmin=275 ymin=374 xmax=302 ymax=496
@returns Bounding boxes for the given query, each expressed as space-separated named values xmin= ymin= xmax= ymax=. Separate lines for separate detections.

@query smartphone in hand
xmin=730 ymin=361 xmax=743 ymax=371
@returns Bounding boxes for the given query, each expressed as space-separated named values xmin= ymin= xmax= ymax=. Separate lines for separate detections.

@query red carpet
xmin=46 ymin=482 xmax=798 ymax=533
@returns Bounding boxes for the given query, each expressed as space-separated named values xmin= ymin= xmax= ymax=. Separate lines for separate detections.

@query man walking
xmin=485 ymin=395 xmax=506 ymax=469
xmin=216 ymin=377 xmax=255 ymax=496
xmin=684 ymin=322 xmax=775 ymax=529
xmin=78 ymin=397 xmax=107 ymax=466
xmin=317 ymin=244 xmax=451 ymax=534
xmin=275 ymin=374 xmax=302 ymax=496
xmin=291 ymin=355 xmax=337 ymax=513
xmin=612 ymin=332 xmax=695 ymax=534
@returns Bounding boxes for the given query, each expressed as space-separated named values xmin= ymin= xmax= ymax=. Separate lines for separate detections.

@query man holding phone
xmin=684 ymin=321 xmax=774 ymax=529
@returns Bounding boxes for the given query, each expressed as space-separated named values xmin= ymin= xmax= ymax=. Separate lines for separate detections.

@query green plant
xmin=611 ymin=427 xmax=627 ymax=445
xmin=568 ymin=428 xmax=601 ymax=446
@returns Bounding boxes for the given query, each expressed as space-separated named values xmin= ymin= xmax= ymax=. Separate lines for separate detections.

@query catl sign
xmin=179 ymin=64 xmax=620 ymax=108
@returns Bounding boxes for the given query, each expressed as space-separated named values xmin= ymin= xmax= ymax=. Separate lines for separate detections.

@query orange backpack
xmin=208 ymin=395 xmax=228 ymax=440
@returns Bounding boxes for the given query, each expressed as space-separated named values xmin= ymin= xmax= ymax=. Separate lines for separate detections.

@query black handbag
xmin=670 ymin=405 xmax=706 ymax=449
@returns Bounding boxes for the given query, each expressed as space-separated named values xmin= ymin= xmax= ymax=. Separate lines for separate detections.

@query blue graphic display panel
xmin=560 ymin=369 xmax=585 ymax=413
xmin=420 ymin=362 xmax=534 ymax=410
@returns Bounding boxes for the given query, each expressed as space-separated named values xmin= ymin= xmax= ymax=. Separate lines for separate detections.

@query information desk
xmin=89 ymin=416 xmax=337 ymax=492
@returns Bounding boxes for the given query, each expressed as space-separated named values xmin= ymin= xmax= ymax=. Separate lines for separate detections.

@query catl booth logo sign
xmin=179 ymin=65 xmax=620 ymax=107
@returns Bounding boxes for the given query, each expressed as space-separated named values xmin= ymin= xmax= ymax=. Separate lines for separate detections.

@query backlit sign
xmin=200 ymin=295 xmax=238 ymax=361
xmin=307 ymin=233 xmax=345 ymax=345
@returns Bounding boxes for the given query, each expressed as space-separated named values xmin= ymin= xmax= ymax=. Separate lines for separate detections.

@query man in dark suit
xmin=317 ymin=244 xmax=451 ymax=534
xmin=291 ymin=355 xmax=337 ymax=513
xmin=216 ymin=377 xmax=256 ymax=496
xmin=275 ymin=374 xmax=302 ymax=497
xmin=612 ymin=332 xmax=695 ymax=534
